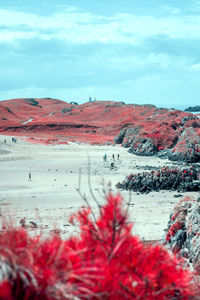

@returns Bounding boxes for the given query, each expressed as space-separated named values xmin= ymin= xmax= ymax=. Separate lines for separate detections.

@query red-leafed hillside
xmin=0 ymin=98 xmax=199 ymax=162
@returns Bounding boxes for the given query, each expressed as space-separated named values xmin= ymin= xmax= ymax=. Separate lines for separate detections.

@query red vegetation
xmin=0 ymin=98 xmax=199 ymax=161
xmin=171 ymin=127 xmax=200 ymax=160
xmin=0 ymin=193 xmax=196 ymax=299
xmin=0 ymin=98 xmax=125 ymax=144
xmin=0 ymin=98 xmax=197 ymax=145
xmin=166 ymin=221 xmax=183 ymax=243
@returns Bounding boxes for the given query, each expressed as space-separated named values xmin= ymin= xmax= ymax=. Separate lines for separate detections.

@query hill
xmin=185 ymin=105 xmax=200 ymax=112
xmin=0 ymin=98 xmax=199 ymax=162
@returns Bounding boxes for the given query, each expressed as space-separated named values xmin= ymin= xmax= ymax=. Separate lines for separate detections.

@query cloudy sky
xmin=0 ymin=0 xmax=200 ymax=108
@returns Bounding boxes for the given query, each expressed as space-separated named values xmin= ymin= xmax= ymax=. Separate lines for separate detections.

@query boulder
xmin=116 ymin=165 xmax=200 ymax=194
xmin=164 ymin=196 xmax=200 ymax=273
xmin=170 ymin=128 xmax=200 ymax=162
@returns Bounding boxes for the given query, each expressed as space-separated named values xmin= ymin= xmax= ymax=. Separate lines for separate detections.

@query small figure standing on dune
xmin=28 ymin=172 xmax=32 ymax=181
xmin=112 ymin=154 xmax=115 ymax=160
xmin=117 ymin=153 xmax=120 ymax=160
xmin=4 ymin=139 xmax=6 ymax=144
xmin=103 ymin=154 xmax=107 ymax=161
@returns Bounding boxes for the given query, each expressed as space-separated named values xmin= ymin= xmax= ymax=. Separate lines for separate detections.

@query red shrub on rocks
xmin=0 ymin=194 xmax=195 ymax=299
xmin=165 ymin=196 xmax=200 ymax=278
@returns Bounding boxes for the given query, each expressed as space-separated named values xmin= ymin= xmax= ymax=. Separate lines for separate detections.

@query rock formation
xmin=185 ymin=105 xmax=200 ymax=112
xmin=164 ymin=196 xmax=200 ymax=274
xmin=116 ymin=165 xmax=200 ymax=193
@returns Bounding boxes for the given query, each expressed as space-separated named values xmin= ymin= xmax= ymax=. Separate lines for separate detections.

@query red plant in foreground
xmin=0 ymin=194 xmax=195 ymax=299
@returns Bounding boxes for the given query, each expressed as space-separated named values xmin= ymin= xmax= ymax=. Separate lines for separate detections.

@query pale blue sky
xmin=0 ymin=0 xmax=200 ymax=108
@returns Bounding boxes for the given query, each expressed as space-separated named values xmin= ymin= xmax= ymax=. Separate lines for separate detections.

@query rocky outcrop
xmin=164 ymin=196 xmax=200 ymax=273
xmin=114 ymin=128 xmax=127 ymax=144
xmin=169 ymin=128 xmax=200 ymax=162
xmin=116 ymin=165 xmax=200 ymax=194
xmin=185 ymin=105 xmax=200 ymax=112
xmin=114 ymin=114 xmax=200 ymax=162
xmin=129 ymin=137 xmax=157 ymax=156
xmin=25 ymin=98 xmax=40 ymax=107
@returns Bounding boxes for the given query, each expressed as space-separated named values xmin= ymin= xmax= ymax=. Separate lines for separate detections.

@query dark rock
xmin=185 ymin=105 xmax=200 ymax=112
xmin=129 ymin=138 xmax=157 ymax=156
xmin=169 ymin=128 xmax=200 ymax=163
xmin=164 ymin=196 xmax=200 ymax=274
xmin=116 ymin=165 xmax=200 ymax=194
xmin=114 ymin=128 xmax=127 ymax=144
xmin=121 ymin=126 xmax=143 ymax=148
xmin=25 ymin=99 xmax=39 ymax=107
xmin=61 ymin=107 xmax=72 ymax=114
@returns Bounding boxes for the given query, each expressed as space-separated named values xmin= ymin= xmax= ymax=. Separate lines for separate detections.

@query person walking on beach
xmin=103 ymin=154 xmax=107 ymax=161
xmin=28 ymin=172 xmax=32 ymax=181
xmin=112 ymin=154 xmax=115 ymax=160
xmin=117 ymin=153 xmax=120 ymax=160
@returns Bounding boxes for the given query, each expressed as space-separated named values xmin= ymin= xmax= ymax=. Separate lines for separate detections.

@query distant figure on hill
xmin=28 ymin=172 xmax=32 ymax=181
xmin=4 ymin=139 xmax=6 ymax=144
xmin=112 ymin=154 xmax=115 ymax=160
xmin=117 ymin=153 xmax=120 ymax=160
xmin=103 ymin=154 xmax=107 ymax=161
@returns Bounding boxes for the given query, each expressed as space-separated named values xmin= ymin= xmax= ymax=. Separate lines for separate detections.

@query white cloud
xmin=1 ymin=7 xmax=200 ymax=45
xmin=162 ymin=5 xmax=181 ymax=15
xmin=0 ymin=7 xmax=98 ymax=29
xmin=106 ymin=52 xmax=191 ymax=72
xmin=190 ymin=63 xmax=200 ymax=70
xmin=0 ymin=30 xmax=51 ymax=42
xmin=190 ymin=0 xmax=200 ymax=9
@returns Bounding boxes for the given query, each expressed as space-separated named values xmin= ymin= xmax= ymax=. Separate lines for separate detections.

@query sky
xmin=0 ymin=0 xmax=200 ymax=108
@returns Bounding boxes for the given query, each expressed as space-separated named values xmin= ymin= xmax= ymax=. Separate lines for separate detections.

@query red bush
xmin=0 ymin=194 xmax=195 ymax=299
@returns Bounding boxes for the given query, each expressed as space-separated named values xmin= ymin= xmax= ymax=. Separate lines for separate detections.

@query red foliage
xmin=0 ymin=98 xmax=197 ymax=149
xmin=0 ymin=193 xmax=195 ymax=299
xmin=166 ymin=221 xmax=183 ymax=242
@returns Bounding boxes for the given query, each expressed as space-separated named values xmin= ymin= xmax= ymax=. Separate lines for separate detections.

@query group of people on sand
xmin=103 ymin=153 xmax=120 ymax=161
xmin=103 ymin=153 xmax=120 ymax=169
xmin=3 ymin=137 xmax=17 ymax=144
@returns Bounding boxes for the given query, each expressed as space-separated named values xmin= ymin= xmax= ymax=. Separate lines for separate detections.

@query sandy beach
xmin=0 ymin=135 xmax=199 ymax=241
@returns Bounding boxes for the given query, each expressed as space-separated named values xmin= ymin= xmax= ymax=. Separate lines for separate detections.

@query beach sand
xmin=0 ymin=135 xmax=199 ymax=241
